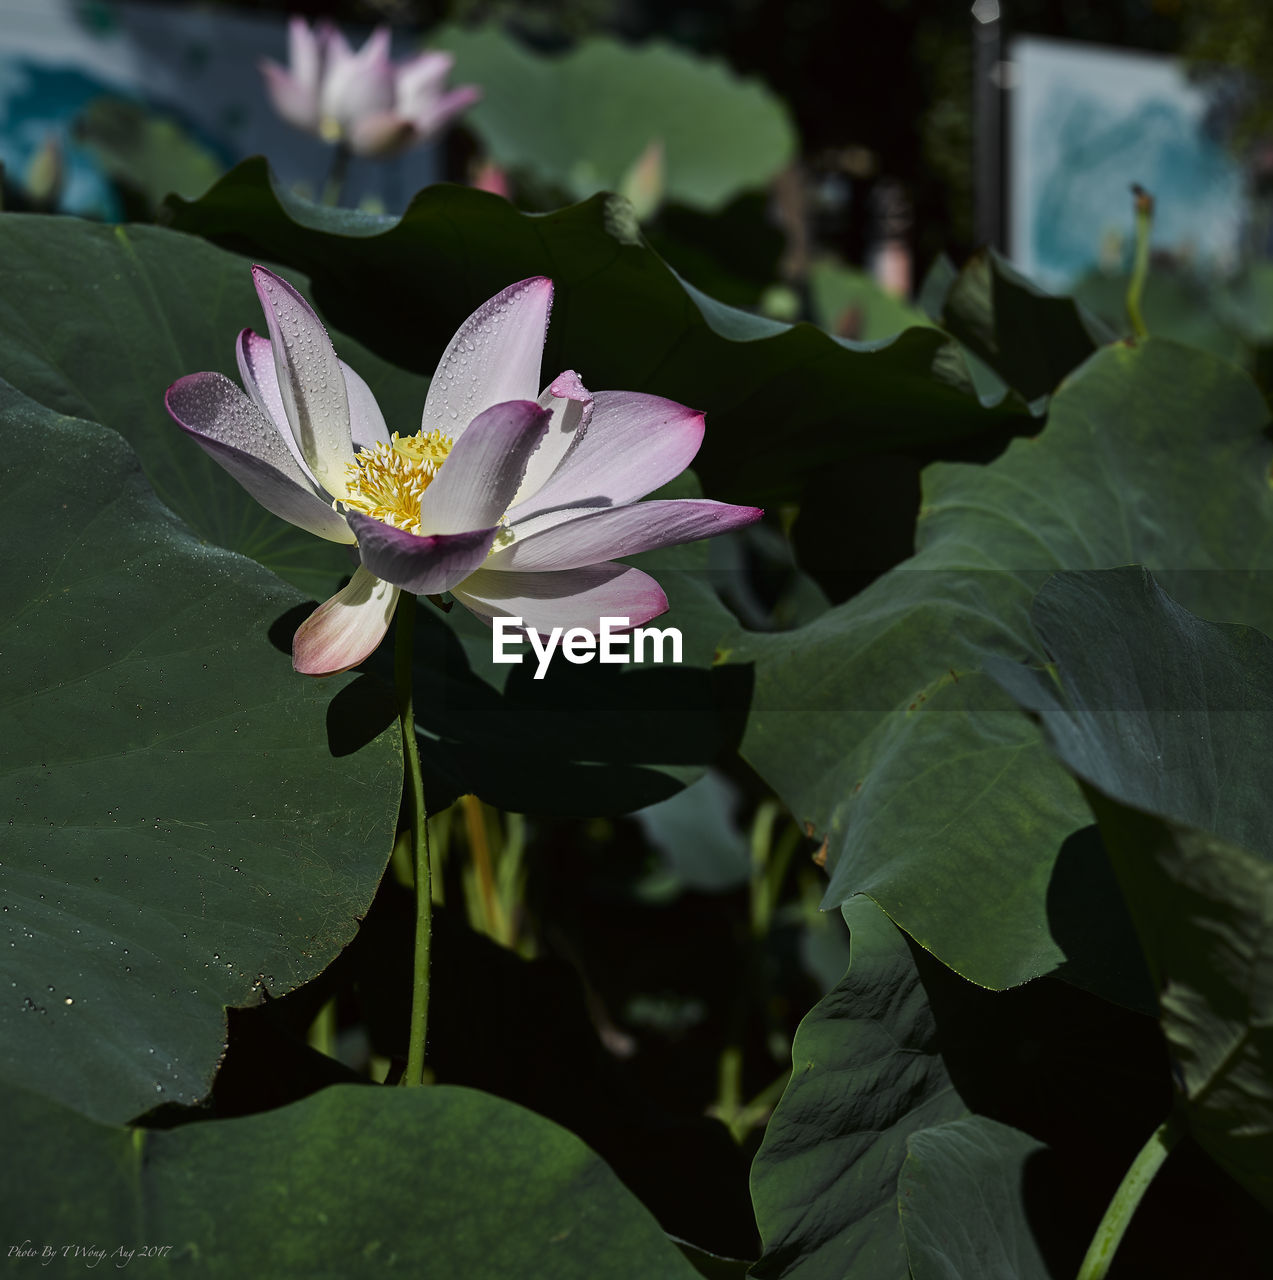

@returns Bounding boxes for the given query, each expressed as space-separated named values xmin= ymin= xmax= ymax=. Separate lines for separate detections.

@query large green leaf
xmin=993 ymin=568 xmax=1273 ymax=1208
xmin=991 ymin=569 xmax=1273 ymax=857
xmin=0 ymin=385 xmax=400 ymax=1123
xmin=2 ymin=1081 xmax=701 ymax=1277
xmin=748 ymin=896 xmax=966 ymax=1279
xmin=1097 ymin=822 xmax=1273 ymax=1211
xmin=807 ymin=259 xmax=935 ymax=343
xmin=899 ymin=1117 xmax=1051 ymax=1280
xmin=438 ymin=24 xmax=796 ymax=213
xmin=732 ymin=339 xmax=1273 ymax=992
xmin=935 ymin=249 xmax=1112 ymax=404
xmin=0 ymin=211 xmax=427 ymax=599
xmin=160 ymin=159 xmax=1031 ymax=505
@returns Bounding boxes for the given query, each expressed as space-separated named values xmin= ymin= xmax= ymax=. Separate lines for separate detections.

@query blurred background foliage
xmin=18 ymin=0 xmax=1273 ymax=341
xmin=211 ymin=0 xmax=1192 ymax=267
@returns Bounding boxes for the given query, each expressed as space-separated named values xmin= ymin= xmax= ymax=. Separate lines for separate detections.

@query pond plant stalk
xmin=395 ymin=593 xmax=433 ymax=1087
xmin=1075 ymin=1109 xmax=1184 ymax=1280
xmin=322 ymin=142 xmax=351 ymax=207
xmin=1126 ymin=183 xmax=1154 ymax=340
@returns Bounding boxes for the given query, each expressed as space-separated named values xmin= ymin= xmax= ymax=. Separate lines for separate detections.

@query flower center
xmin=341 ymin=429 xmax=453 ymax=533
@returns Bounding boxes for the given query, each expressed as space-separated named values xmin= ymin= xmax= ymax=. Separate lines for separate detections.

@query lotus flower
xmin=260 ymin=18 xmax=480 ymax=157
xmin=165 ymin=268 xmax=762 ymax=676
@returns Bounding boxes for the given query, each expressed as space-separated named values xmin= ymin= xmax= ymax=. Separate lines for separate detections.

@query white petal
xmin=166 ymin=372 xmax=354 ymax=544
xmin=509 ymin=369 xmax=593 ymax=509
xmin=260 ymin=63 xmax=320 ymax=133
xmin=251 ymin=266 xmax=355 ymax=498
xmin=420 ymin=278 xmax=553 ymax=442
xmin=236 ymin=328 xmax=307 ymax=472
xmin=321 ymin=25 xmax=394 ymax=127
xmin=509 ymin=390 xmax=704 ymax=520
xmin=340 ymin=360 xmax=391 ymax=450
xmin=452 ymin=564 xmax=668 ymax=637
xmin=395 ymin=51 xmax=454 ymax=111
xmin=288 ymin=16 xmax=322 ymax=93
xmin=417 ymin=400 xmax=549 ymax=536
xmin=292 ymin=567 xmax=399 ymax=676
xmin=405 ymin=86 xmax=481 ymax=140
xmin=238 ymin=327 xmax=388 ymax=457
xmin=346 ymin=111 xmax=414 ymax=157
xmin=487 ymin=499 xmax=763 ymax=572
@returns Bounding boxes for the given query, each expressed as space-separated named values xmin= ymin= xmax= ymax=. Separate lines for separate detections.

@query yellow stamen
xmin=319 ymin=117 xmax=344 ymax=144
xmin=341 ymin=429 xmax=453 ymax=533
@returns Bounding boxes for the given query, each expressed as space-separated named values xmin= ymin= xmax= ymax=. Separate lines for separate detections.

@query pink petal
xmin=260 ymin=62 xmax=320 ymax=132
xmin=236 ymin=328 xmax=301 ymax=464
xmin=472 ymin=161 xmax=510 ymax=198
xmin=237 ymin=328 xmax=388 ymax=455
xmin=293 ymin=567 xmax=399 ymax=676
xmin=451 ymin=564 xmax=668 ymax=637
xmin=408 ymin=85 xmax=482 ymax=139
xmin=338 ymin=360 xmax=390 ymax=451
xmin=420 ymin=278 xmax=553 ymax=441
xmin=509 ymin=391 xmax=704 ymax=520
xmin=321 ymin=25 xmax=395 ymax=126
xmin=618 ymin=139 xmax=665 ymax=221
xmin=417 ymin=400 xmax=550 ymax=536
xmin=347 ymin=514 xmax=499 ymax=595
xmin=488 ymin=499 xmax=763 ymax=572
xmin=509 ymin=370 xmax=593 ymax=509
xmin=496 ymin=503 xmax=610 ymax=544
xmin=395 ymin=51 xmax=455 ymax=108
xmin=346 ymin=111 xmax=416 ymax=157
xmin=288 ymin=16 xmax=322 ymax=92
xmin=167 ymin=370 xmax=310 ymax=492
xmin=357 ymin=25 xmax=393 ymax=63
xmin=166 ymin=372 xmax=354 ymax=544
xmin=317 ymin=21 xmax=350 ymax=63
xmin=251 ymin=266 xmax=354 ymax=498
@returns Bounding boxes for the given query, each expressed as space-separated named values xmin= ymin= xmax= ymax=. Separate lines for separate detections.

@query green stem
xmin=397 ymin=595 xmax=432 ymax=1088
xmin=463 ymin=793 xmax=506 ymax=942
xmin=495 ymin=812 xmax=527 ymax=952
xmin=763 ymin=821 xmax=800 ymax=933
xmin=321 ymin=143 xmax=351 ymax=207
xmin=749 ymin=801 xmax=780 ymax=938
xmin=716 ymin=1043 xmax=743 ymax=1120
xmin=307 ymin=996 xmax=337 ymax=1059
xmin=1076 ymin=1110 xmax=1184 ymax=1280
xmin=1126 ymin=184 xmax=1154 ymax=340
xmin=731 ymin=1069 xmax=792 ymax=1141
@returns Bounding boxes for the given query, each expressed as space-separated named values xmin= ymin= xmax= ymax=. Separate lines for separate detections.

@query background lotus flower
xmin=471 ymin=159 xmax=511 ymax=199
xmin=165 ymin=268 xmax=762 ymax=677
xmin=617 ymin=139 xmax=665 ymax=223
xmin=260 ymin=18 xmax=481 ymax=157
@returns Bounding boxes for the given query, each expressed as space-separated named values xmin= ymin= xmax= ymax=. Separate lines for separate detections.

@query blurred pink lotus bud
xmin=25 ymin=133 xmax=64 ymax=207
xmin=471 ymin=160 xmax=510 ymax=199
xmin=261 ymin=18 xmax=481 ymax=157
xmin=618 ymin=139 xmax=664 ymax=222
